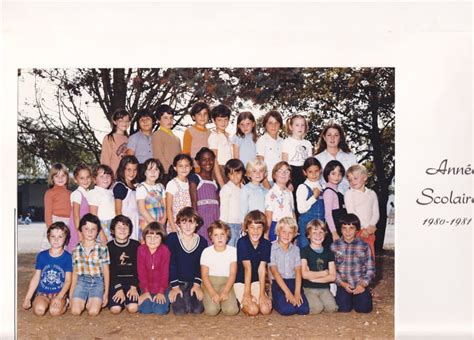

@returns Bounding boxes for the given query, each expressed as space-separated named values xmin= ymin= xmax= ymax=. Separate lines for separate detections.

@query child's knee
xmin=222 ymin=303 xmax=239 ymax=316
xmin=71 ymin=306 xmax=83 ymax=316
xmin=242 ymin=302 xmax=259 ymax=316
xmin=259 ymin=303 xmax=272 ymax=315
xmin=110 ymin=306 xmax=122 ymax=314
xmin=204 ymin=304 xmax=220 ymax=316
xmin=87 ymin=307 xmax=101 ymax=316
xmin=32 ymin=305 xmax=47 ymax=316
xmin=309 ymin=303 xmax=324 ymax=314
xmin=126 ymin=303 xmax=138 ymax=314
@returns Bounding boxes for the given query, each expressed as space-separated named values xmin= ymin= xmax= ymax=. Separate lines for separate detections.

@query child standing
xmin=166 ymin=207 xmax=207 ymax=315
xmin=208 ymin=104 xmax=233 ymax=187
xmin=322 ymin=160 xmax=347 ymax=242
xmin=296 ymin=157 xmax=325 ymax=248
xmin=70 ymin=214 xmax=110 ymax=316
xmin=113 ymin=156 xmax=140 ymax=241
xmin=137 ymin=222 xmax=171 ymax=315
xmin=127 ymin=109 xmax=154 ymax=165
xmin=189 ymin=147 xmax=220 ymax=244
xmin=330 ymin=214 xmax=375 ymax=313
xmin=239 ymin=159 xmax=268 ymax=223
xmin=220 ymin=159 xmax=245 ymax=247
xmin=265 ymin=161 xmax=295 ymax=242
xmin=88 ymin=164 xmax=115 ymax=244
xmin=152 ymin=104 xmax=181 ymax=183
xmin=182 ymin=101 xmax=211 ymax=171
xmin=344 ymin=164 xmax=379 ymax=258
xmin=200 ymin=221 xmax=239 ymax=316
xmin=166 ymin=154 xmax=193 ymax=232
xmin=44 ymin=163 xmax=71 ymax=229
xmin=22 ymin=222 xmax=72 ymax=316
xmin=100 ymin=108 xmax=131 ymax=175
xmin=234 ymin=210 xmax=272 ymax=316
xmin=107 ymin=215 xmax=140 ymax=314
xmin=269 ymin=217 xmax=309 ymax=315
xmin=231 ymin=111 xmax=257 ymax=168
xmin=300 ymin=220 xmax=338 ymax=314
xmin=136 ymin=158 xmax=167 ymax=241
xmin=68 ymin=163 xmax=92 ymax=252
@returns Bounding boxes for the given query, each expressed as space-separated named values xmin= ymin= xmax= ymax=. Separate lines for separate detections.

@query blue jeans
xmin=138 ymin=291 xmax=170 ymax=315
xmin=227 ymin=223 xmax=241 ymax=247
xmin=73 ymin=275 xmax=104 ymax=301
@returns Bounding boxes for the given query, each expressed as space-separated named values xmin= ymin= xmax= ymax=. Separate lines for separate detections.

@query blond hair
xmin=305 ymin=219 xmax=327 ymax=238
xmin=346 ymin=164 xmax=368 ymax=177
xmin=275 ymin=216 xmax=298 ymax=236
xmin=245 ymin=158 xmax=267 ymax=178
xmin=47 ymin=163 xmax=70 ymax=188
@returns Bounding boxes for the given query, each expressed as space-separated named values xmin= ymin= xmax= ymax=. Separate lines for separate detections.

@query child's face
xmin=76 ymin=169 xmax=92 ymax=189
xmin=114 ymin=116 xmax=131 ymax=133
xmin=95 ymin=169 xmax=112 ymax=189
xmin=265 ymin=116 xmax=281 ymax=138
xmin=228 ymin=170 xmax=243 ymax=186
xmin=124 ymin=163 xmax=138 ymax=183
xmin=277 ymin=224 xmax=296 ymax=245
xmin=348 ymin=172 xmax=367 ymax=191
xmin=308 ymin=226 xmax=325 ymax=246
xmin=290 ymin=118 xmax=306 ymax=138
xmin=159 ymin=112 xmax=174 ymax=130
xmin=323 ymin=127 xmax=341 ymax=149
xmin=48 ymin=228 xmax=67 ymax=249
xmin=328 ymin=166 xmax=343 ymax=185
xmin=53 ymin=171 xmax=68 ymax=187
xmin=194 ymin=109 xmax=209 ymax=127
xmin=249 ymin=166 xmax=265 ymax=184
xmin=174 ymin=159 xmax=192 ymax=178
xmin=138 ymin=116 xmax=154 ymax=133
xmin=238 ymin=118 xmax=255 ymax=135
xmin=214 ymin=116 xmax=229 ymax=132
xmin=304 ymin=165 xmax=321 ymax=182
xmin=178 ymin=219 xmax=197 ymax=237
xmin=196 ymin=152 xmax=215 ymax=173
xmin=247 ymin=222 xmax=264 ymax=245
xmin=114 ymin=221 xmax=130 ymax=242
xmin=145 ymin=163 xmax=160 ymax=183
xmin=82 ymin=221 xmax=99 ymax=242
xmin=210 ymin=228 xmax=228 ymax=248
xmin=145 ymin=232 xmax=162 ymax=251
xmin=341 ymin=224 xmax=357 ymax=243
xmin=274 ymin=166 xmax=291 ymax=186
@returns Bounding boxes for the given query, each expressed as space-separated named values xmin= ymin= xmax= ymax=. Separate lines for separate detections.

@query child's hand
xmin=360 ymin=229 xmax=369 ymax=238
xmin=154 ymin=293 xmax=166 ymax=304
xmin=367 ymin=225 xmax=377 ymax=234
xmin=190 ymin=284 xmax=203 ymax=301
xmin=169 ymin=286 xmax=183 ymax=303
xmin=138 ymin=292 xmax=152 ymax=305
xmin=284 ymin=291 xmax=296 ymax=305
xmin=112 ymin=289 xmax=126 ymax=304
xmin=50 ymin=295 xmax=64 ymax=310
xmin=219 ymin=291 xmax=229 ymax=301
xmin=287 ymin=183 xmax=294 ymax=192
xmin=22 ymin=297 xmax=32 ymax=310
xmin=294 ymin=292 xmax=303 ymax=307
xmin=312 ymin=187 xmax=321 ymax=198
xmin=259 ymin=293 xmax=271 ymax=309
xmin=102 ymin=292 xmax=108 ymax=307
xmin=242 ymin=293 xmax=254 ymax=307
xmin=127 ymin=286 xmax=139 ymax=302
xmin=341 ymin=282 xmax=354 ymax=294
xmin=211 ymin=293 xmax=220 ymax=304
xmin=332 ymin=231 xmax=340 ymax=241
xmin=353 ymin=284 xmax=366 ymax=295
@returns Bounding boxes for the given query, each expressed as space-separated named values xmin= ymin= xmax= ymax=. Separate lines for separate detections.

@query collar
xmin=159 ymin=126 xmax=174 ymax=136
xmin=193 ymin=124 xmax=208 ymax=132
xmin=264 ymin=132 xmax=281 ymax=141
xmin=113 ymin=239 xmax=131 ymax=247
xmin=77 ymin=186 xmax=89 ymax=195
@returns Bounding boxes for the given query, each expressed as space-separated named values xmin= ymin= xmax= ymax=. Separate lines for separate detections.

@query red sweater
xmin=137 ymin=243 xmax=170 ymax=294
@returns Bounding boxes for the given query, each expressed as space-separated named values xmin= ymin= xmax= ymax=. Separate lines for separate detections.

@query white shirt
xmin=314 ymin=149 xmax=357 ymax=194
xmin=87 ymin=186 xmax=115 ymax=220
xmin=264 ymin=184 xmax=294 ymax=221
xmin=344 ymin=187 xmax=380 ymax=228
xmin=136 ymin=182 xmax=165 ymax=200
xmin=296 ymin=179 xmax=324 ymax=214
xmin=219 ymin=181 xmax=242 ymax=224
xmin=208 ymin=131 xmax=233 ymax=165
xmin=70 ymin=186 xmax=88 ymax=205
xmin=281 ymin=136 xmax=313 ymax=166
xmin=256 ymin=132 xmax=283 ymax=181
xmin=200 ymin=245 xmax=237 ymax=277
xmin=165 ymin=178 xmax=189 ymax=196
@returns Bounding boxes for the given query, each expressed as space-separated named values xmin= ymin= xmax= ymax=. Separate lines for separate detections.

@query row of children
xmin=24 ymin=209 xmax=375 ymax=317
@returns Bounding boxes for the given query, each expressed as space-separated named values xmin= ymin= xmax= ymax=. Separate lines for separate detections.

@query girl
xmin=269 ymin=217 xmax=309 ymax=316
xmin=265 ymin=161 xmax=295 ymax=242
xmin=23 ymin=222 xmax=72 ymax=316
xmin=136 ymin=158 xmax=167 ymax=240
xmin=239 ymin=158 xmax=268 ymax=223
xmin=256 ymin=110 xmax=284 ymax=189
xmin=314 ymin=122 xmax=357 ymax=194
xmin=88 ymin=164 xmax=115 ymax=244
xmin=68 ymin=163 xmax=92 ymax=252
xmin=232 ymin=111 xmax=257 ymax=169
xmin=166 ymin=154 xmax=193 ymax=233
xmin=70 ymin=214 xmax=110 ymax=316
xmin=296 ymin=157 xmax=325 ymax=248
xmin=100 ymin=108 xmax=131 ymax=175
xmin=113 ymin=155 xmax=140 ymax=241
xmin=166 ymin=207 xmax=207 ymax=315
xmin=137 ymin=222 xmax=171 ymax=315
xmin=281 ymin=114 xmax=312 ymax=216
xmin=200 ymin=221 xmax=239 ymax=316
xmin=189 ymin=147 xmax=219 ymax=244
xmin=322 ymin=160 xmax=347 ymax=242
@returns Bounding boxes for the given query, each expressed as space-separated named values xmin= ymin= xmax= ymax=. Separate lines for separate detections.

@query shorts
xmin=108 ymin=285 xmax=139 ymax=308
xmin=233 ymin=282 xmax=261 ymax=305
xmin=73 ymin=275 xmax=104 ymax=301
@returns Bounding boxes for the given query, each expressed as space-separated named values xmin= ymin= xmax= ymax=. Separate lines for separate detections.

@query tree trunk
xmin=112 ymin=68 xmax=127 ymax=112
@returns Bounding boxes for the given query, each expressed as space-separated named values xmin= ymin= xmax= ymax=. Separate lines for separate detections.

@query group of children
xmin=24 ymin=102 xmax=380 ymax=318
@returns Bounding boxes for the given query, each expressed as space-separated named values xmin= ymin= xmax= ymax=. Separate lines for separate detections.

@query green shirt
xmin=300 ymin=245 xmax=334 ymax=289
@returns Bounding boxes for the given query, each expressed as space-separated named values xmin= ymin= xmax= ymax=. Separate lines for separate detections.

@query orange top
xmin=44 ymin=185 xmax=71 ymax=227
xmin=100 ymin=133 xmax=129 ymax=175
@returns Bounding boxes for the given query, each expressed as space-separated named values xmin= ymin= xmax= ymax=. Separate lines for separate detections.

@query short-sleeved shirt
xmin=232 ymin=133 xmax=256 ymax=168
xmin=300 ymin=245 xmax=335 ymax=289
xmin=136 ymin=182 xmax=166 ymax=200
xmin=269 ymin=241 xmax=301 ymax=279
xmin=264 ymin=185 xmax=294 ymax=221
xmin=239 ymin=182 xmax=268 ymax=222
xmin=200 ymin=245 xmax=237 ymax=277
xmin=235 ymin=235 xmax=271 ymax=283
xmin=281 ymin=136 xmax=313 ymax=166
xmin=113 ymin=182 xmax=134 ymax=200
xmin=70 ymin=186 xmax=89 ymax=205
xmin=208 ymin=131 xmax=233 ymax=165
xmin=72 ymin=242 xmax=110 ymax=277
xmin=256 ymin=133 xmax=283 ymax=181
xmin=87 ymin=186 xmax=115 ymax=220
xmin=35 ymin=250 xmax=72 ymax=294
xmin=127 ymin=131 xmax=153 ymax=163
xmin=165 ymin=177 xmax=189 ymax=196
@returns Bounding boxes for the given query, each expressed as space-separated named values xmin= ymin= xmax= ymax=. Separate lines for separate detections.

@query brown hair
xmin=47 ymin=163 xmax=70 ymax=188
xmin=243 ymin=210 xmax=268 ymax=233
xmin=315 ymin=122 xmax=351 ymax=154
xmin=271 ymin=161 xmax=291 ymax=184
xmin=285 ymin=114 xmax=308 ymax=135
xmin=305 ymin=219 xmax=327 ymax=238
xmin=236 ymin=111 xmax=257 ymax=142
xmin=143 ymin=222 xmax=167 ymax=242
xmin=176 ymin=207 xmax=204 ymax=231
xmin=47 ymin=221 xmax=71 ymax=247
xmin=207 ymin=220 xmax=231 ymax=241
xmin=262 ymin=110 xmax=283 ymax=130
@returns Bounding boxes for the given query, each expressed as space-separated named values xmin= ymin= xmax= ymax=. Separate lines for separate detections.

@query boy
xmin=208 ymin=104 xmax=233 ymax=187
xmin=344 ymin=164 xmax=379 ymax=258
xmin=107 ymin=215 xmax=140 ymax=314
xmin=152 ymin=104 xmax=181 ymax=181
xmin=234 ymin=210 xmax=272 ymax=316
xmin=70 ymin=213 xmax=110 ymax=316
xmin=300 ymin=220 xmax=338 ymax=314
xmin=127 ymin=109 xmax=154 ymax=164
xmin=182 ymin=101 xmax=211 ymax=171
xmin=330 ymin=213 xmax=375 ymax=313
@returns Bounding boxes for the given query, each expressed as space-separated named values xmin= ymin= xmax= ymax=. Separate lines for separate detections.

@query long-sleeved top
xmin=100 ymin=134 xmax=129 ymax=175
xmin=314 ymin=150 xmax=357 ymax=194
xmin=44 ymin=185 xmax=71 ymax=227
xmin=296 ymin=179 xmax=324 ymax=214
xmin=239 ymin=182 xmax=268 ymax=222
xmin=166 ymin=232 xmax=208 ymax=287
xmin=137 ymin=243 xmax=170 ymax=294
xmin=107 ymin=239 xmax=140 ymax=290
xmin=330 ymin=237 xmax=375 ymax=288
xmin=322 ymin=182 xmax=341 ymax=233
xmin=220 ymin=180 xmax=242 ymax=224
xmin=152 ymin=127 xmax=182 ymax=174
xmin=344 ymin=187 xmax=380 ymax=229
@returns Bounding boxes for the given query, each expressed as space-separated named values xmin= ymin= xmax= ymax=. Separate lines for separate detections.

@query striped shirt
xmin=73 ymin=242 xmax=110 ymax=277
xmin=330 ymin=237 xmax=375 ymax=288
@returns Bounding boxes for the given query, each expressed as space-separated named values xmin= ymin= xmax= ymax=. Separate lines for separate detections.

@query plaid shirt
xmin=330 ymin=237 xmax=375 ymax=288
xmin=73 ymin=242 xmax=110 ymax=277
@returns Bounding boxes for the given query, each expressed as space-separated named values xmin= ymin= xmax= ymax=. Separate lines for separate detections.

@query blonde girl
xmin=239 ymin=158 xmax=268 ymax=223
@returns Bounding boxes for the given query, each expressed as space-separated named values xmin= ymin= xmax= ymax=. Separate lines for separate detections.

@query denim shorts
xmin=73 ymin=275 xmax=104 ymax=301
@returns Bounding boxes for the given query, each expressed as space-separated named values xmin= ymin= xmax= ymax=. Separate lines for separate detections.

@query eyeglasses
xmin=276 ymin=169 xmax=290 ymax=175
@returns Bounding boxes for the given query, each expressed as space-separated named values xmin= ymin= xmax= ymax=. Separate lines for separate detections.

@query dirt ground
xmin=17 ymin=250 xmax=394 ymax=339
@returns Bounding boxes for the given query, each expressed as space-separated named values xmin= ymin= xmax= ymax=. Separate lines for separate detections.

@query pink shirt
xmin=344 ymin=187 xmax=379 ymax=228
xmin=137 ymin=243 xmax=170 ymax=294
xmin=322 ymin=182 xmax=340 ymax=233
